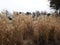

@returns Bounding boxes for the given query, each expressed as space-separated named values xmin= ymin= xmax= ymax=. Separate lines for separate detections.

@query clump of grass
xmin=0 ymin=13 xmax=60 ymax=45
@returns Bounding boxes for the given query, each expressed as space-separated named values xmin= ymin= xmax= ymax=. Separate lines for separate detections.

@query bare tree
xmin=35 ymin=11 xmax=40 ymax=17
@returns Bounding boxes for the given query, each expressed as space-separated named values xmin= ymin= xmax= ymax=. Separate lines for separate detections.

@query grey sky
xmin=0 ymin=0 xmax=53 ymax=13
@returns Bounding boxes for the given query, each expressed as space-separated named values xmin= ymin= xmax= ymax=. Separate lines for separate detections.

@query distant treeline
xmin=0 ymin=10 xmax=60 ymax=20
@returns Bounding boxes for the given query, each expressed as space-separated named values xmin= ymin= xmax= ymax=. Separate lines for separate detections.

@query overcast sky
xmin=0 ymin=0 xmax=53 ymax=13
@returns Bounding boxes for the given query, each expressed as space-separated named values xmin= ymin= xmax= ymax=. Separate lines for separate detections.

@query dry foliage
xmin=0 ymin=13 xmax=60 ymax=45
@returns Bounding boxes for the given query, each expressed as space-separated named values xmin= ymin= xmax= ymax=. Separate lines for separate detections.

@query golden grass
xmin=0 ymin=13 xmax=60 ymax=45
